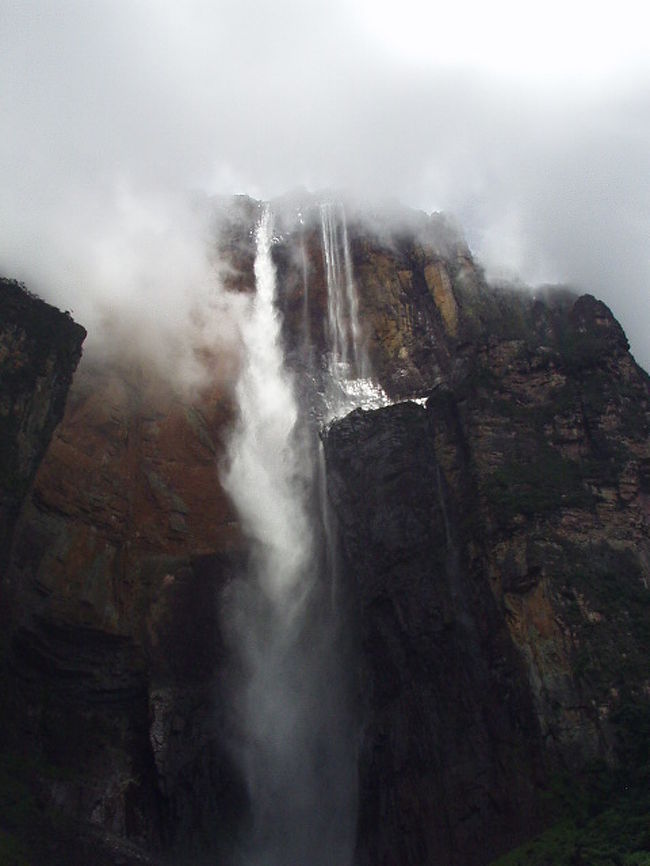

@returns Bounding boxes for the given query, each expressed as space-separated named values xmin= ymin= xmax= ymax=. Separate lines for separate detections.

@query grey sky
xmin=1 ymin=0 xmax=649 ymax=368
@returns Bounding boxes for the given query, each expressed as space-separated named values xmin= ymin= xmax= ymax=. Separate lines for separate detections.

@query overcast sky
xmin=1 ymin=0 xmax=649 ymax=369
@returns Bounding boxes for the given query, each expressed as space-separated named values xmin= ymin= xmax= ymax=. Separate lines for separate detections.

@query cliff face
xmin=0 ymin=278 xmax=85 ymax=574
xmin=2 ymin=198 xmax=649 ymax=866
xmin=323 ymin=292 xmax=650 ymax=865
xmin=4 ymin=358 xmax=246 ymax=862
xmin=324 ymin=403 xmax=544 ymax=866
xmin=0 ymin=278 xmax=87 ymax=863
xmin=272 ymin=202 xmax=469 ymax=399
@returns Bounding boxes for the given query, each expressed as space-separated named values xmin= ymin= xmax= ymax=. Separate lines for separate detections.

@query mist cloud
xmin=1 ymin=0 xmax=648 ymax=368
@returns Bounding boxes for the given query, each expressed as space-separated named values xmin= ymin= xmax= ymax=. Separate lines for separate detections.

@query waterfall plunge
xmin=222 ymin=206 xmax=357 ymax=866
xmin=223 ymin=206 xmax=311 ymax=605
xmin=319 ymin=202 xmax=389 ymax=422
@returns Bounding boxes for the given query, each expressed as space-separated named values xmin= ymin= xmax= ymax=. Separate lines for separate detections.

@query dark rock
xmin=324 ymin=402 xmax=544 ymax=866
xmin=323 ymin=288 xmax=650 ymax=865
xmin=0 ymin=278 xmax=85 ymax=574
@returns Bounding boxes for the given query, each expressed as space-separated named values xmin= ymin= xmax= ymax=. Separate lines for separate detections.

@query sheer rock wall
xmin=2 ymin=200 xmax=649 ymax=865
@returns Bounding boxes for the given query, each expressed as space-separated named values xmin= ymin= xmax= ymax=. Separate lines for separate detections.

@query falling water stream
xmin=223 ymin=206 xmax=311 ymax=605
xmin=222 ymin=205 xmax=358 ymax=866
xmin=319 ymin=202 xmax=389 ymax=421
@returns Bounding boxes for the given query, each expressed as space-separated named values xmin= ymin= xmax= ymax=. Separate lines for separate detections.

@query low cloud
xmin=1 ymin=0 xmax=648 ymax=368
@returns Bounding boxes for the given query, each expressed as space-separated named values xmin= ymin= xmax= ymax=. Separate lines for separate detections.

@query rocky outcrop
xmin=0 ymin=278 xmax=85 ymax=574
xmin=0 ymin=278 xmax=87 ymax=863
xmin=324 ymin=403 xmax=545 ymax=866
xmin=323 ymin=292 xmax=650 ymax=865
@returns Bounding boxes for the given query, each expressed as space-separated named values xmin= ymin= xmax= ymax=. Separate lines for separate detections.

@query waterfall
xmin=319 ymin=202 xmax=389 ymax=421
xmin=300 ymin=236 xmax=314 ymax=374
xmin=222 ymin=205 xmax=357 ymax=866
xmin=223 ymin=206 xmax=311 ymax=604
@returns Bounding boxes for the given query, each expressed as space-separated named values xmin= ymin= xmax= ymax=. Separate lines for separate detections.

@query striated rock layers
xmin=1 ymin=197 xmax=649 ymax=865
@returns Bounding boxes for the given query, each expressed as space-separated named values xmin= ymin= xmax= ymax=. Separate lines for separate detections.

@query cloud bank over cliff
xmin=1 ymin=0 xmax=648 ymax=367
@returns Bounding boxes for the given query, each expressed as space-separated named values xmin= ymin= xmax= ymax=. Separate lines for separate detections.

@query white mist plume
xmin=220 ymin=207 xmax=356 ymax=866
xmin=223 ymin=207 xmax=312 ymax=602
xmin=1 ymin=178 xmax=248 ymax=393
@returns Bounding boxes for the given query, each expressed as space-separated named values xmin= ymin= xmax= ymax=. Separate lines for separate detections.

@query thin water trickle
xmin=319 ymin=202 xmax=390 ymax=421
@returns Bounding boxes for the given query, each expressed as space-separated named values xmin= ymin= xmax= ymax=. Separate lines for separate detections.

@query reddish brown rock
xmin=3 ymin=349 xmax=249 ymax=858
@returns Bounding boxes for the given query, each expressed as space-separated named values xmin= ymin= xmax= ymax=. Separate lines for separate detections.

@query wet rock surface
xmin=324 ymin=403 xmax=544 ymax=865
xmin=323 ymin=291 xmax=650 ymax=865
xmin=1 ymin=201 xmax=649 ymax=865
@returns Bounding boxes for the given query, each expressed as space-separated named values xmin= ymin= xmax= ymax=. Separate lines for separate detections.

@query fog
xmin=1 ymin=0 xmax=649 ymax=368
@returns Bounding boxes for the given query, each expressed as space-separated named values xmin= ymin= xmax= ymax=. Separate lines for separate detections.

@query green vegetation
xmin=454 ymin=280 xmax=548 ymax=346
xmin=0 ymin=830 xmax=31 ymax=866
xmin=483 ymin=447 xmax=593 ymax=524
xmin=491 ymin=811 xmax=650 ymax=866
xmin=452 ymin=359 xmax=501 ymax=404
xmin=490 ymin=755 xmax=650 ymax=866
xmin=490 ymin=702 xmax=650 ymax=865
xmin=557 ymin=329 xmax=609 ymax=373
xmin=0 ymin=753 xmax=39 ymax=866
xmin=480 ymin=358 xmax=648 ymax=525
xmin=560 ymin=544 xmax=650 ymax=696
xmin=491 ymin=545 xmax=650 ymax=866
